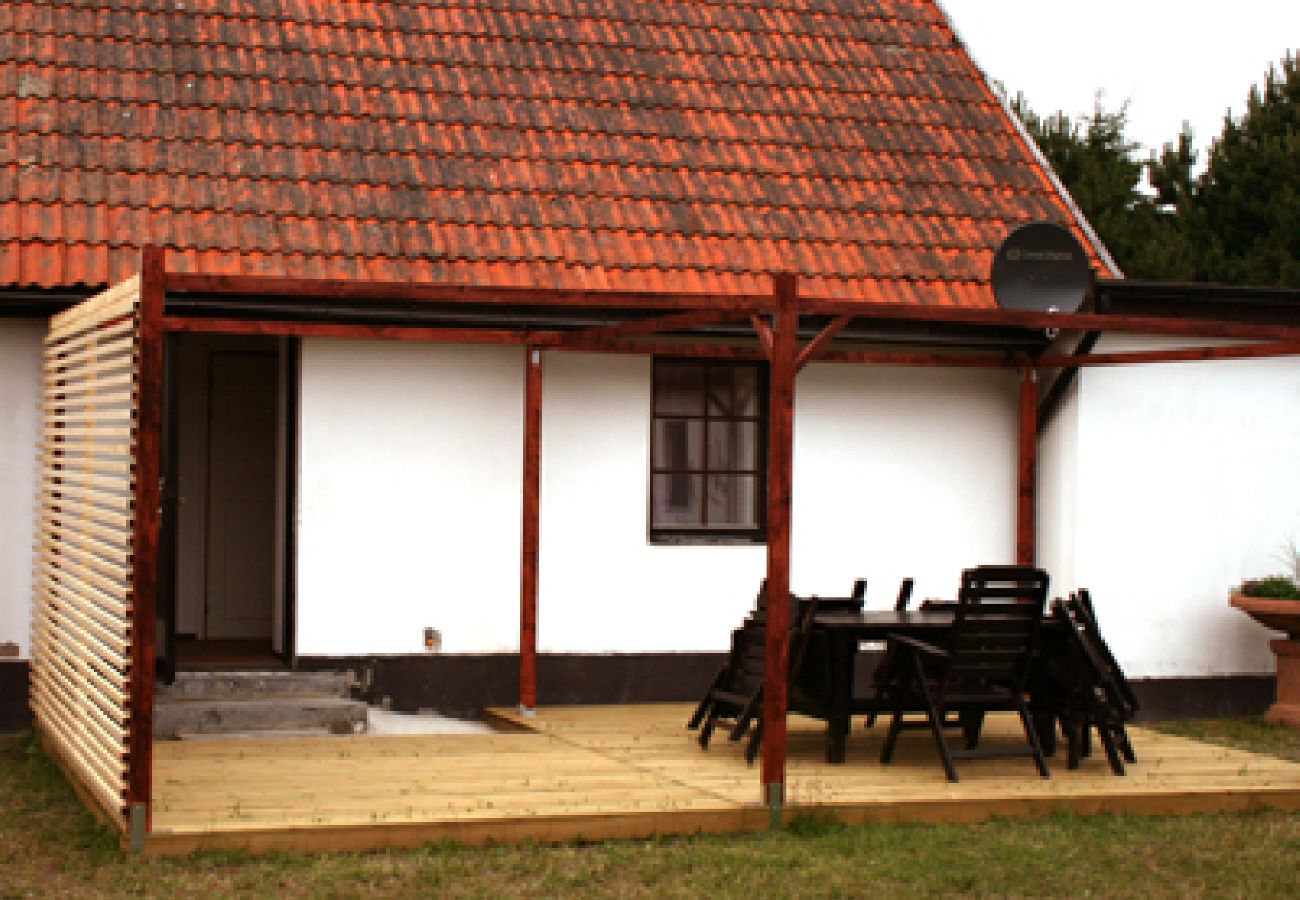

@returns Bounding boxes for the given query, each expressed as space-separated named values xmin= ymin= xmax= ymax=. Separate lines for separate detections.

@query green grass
xmin=1153 ymin=715 xmax=1300 ymax=763
xmin=4 ymin=725 xmax=1300 ymax=898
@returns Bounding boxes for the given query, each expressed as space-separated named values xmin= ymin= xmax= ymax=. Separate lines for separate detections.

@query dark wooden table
xmin=807 ymin=609 xmax=957 ymax=764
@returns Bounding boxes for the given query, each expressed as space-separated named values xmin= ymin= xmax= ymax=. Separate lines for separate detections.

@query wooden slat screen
xmin=31 ymin=276 xmax=141 ymax=829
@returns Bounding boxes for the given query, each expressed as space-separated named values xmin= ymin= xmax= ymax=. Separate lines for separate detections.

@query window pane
xmin=707 ymin=420 xmax=758 ymax=471
xmin=734 ymin=366 xmax=759 ymax=417
xmin=652 ymin=419 xmax=703 ymax=471
xmin=707 ymin=365 xmax=733 ymax=416
xmin=652 ymin=474 xmax=702 ymax=526
xmin=706 ymin=475 xmax=758 ymax=528
xmin=653 ymin=363 xmax=705 ymax=415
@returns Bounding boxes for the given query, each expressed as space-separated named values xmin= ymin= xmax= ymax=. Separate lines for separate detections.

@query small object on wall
xmin=424 ymin=628 xmax=442 ymax=653
xmin=0 ymin=642 xmax=17 ymax=658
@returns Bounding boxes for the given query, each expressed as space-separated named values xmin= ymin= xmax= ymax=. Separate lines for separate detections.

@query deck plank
xmin=146 ymin=704 xmax=1300 ymax=856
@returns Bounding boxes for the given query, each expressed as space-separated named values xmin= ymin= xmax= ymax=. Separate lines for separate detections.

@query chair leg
xmin=1016 ymin=699 xmax=1051 ymax=778
xmin=923 ymin=695 xmax=960 ymax=783
xmin=745 ymin=720 xmax=763 ymax=765
xmin=729 ymin=693 xmax=762 ymax=742
xmin=1065 ymin=717 xmax=1083 ymax=770
xmin=1098 ymin=726 xmax=1126 ymax=775
xmin=960 ymin=710 xmax=984 ymax=749
xmin=880 ymin=710 xmax=904 ymax=764
xmin=1117 ymin=726 xmax=1137 ymax=763
xmin=687 ymin=686 xmax=717 ymax=730
xmin=699 ymin=709 xmax=720 ymax=749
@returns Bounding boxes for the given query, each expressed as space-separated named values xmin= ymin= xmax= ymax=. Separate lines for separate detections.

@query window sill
xmin=649 ymin=532 xmax=767 ymax=547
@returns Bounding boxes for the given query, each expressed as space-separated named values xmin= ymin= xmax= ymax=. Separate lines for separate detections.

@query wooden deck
xmin=146 ymin=704 xmax=1300 ymax=856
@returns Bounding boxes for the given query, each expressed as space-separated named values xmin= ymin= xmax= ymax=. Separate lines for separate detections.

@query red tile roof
xmin=0 ymin=0 xmax=1118 ymax=303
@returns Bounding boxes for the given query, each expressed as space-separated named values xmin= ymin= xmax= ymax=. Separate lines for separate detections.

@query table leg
xmin=826 ymin=631 xmax=854 ymax=764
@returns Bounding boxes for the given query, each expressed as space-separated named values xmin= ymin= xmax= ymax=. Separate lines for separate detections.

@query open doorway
xmin=170 ymin=333 xmax=296 ymax=671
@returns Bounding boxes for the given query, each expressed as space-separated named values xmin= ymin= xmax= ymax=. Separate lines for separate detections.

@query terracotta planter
xmin=1231 ymin=592 xmax=1300 ymax=726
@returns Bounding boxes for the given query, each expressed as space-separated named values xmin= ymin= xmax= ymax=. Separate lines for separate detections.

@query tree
xmin=1009 ymin=54 xmax=1299 ymax=288
xmin=1009 ymin=93 xmax=1192 ymax=281
xmin=1193 ymin=53 xmax=1299 ymax=287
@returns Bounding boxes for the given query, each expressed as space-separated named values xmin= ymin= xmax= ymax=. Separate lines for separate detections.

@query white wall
xmin=791 ymin=363 xmax=1020 ymax=605
xmin=0 ymin=319 xmax=44 ymax=658
xmin=1038 ymin=377 xmax=1079 ymax=592
xmin=1041 ymin=334 xmax=1300 ymax=677
xmin=297 ymin=347 xmax=1022 ymax=656
xmin=538 ymin=353 xmax=767 ymax=653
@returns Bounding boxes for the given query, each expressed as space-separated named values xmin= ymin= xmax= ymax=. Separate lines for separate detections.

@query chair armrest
xmin=887 ymin=634 xmax=948 ymax=660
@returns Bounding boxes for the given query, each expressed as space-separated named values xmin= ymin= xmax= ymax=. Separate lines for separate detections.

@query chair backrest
xmin=851 ymin=579 xmax=868 ymax=602
xmin=1068 ymin=590 xmax=1138 ymax=716
xmin=894 ymin=578 xmax=916 ymax=612
xmin=942 ymin=565 xmax=1049 ymax=694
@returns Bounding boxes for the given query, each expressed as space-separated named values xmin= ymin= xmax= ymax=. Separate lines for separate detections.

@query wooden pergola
xmin=31 ymin=245 xmax=1300 ymax=847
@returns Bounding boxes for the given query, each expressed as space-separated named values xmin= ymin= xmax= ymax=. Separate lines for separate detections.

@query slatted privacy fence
xmin=31 ymin=276 xmax=142 ymax=830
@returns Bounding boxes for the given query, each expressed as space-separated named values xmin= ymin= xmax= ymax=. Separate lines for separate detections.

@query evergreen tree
xmin=1009 ymin=93 xmax=1190 ymax=280
xmin=1193 ymin=53 xmax=1299 ymax=287
xmin=1009 ymin=54 xmax=1299 ymax=287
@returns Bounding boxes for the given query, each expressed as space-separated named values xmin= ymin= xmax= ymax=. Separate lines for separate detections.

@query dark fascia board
xmin=1096 ymin=279 xmax=1300 ymax=323
xmin=0 ymin=287 xmax=102 ymax=317
xmin=165 ymin=293 xmax=1051 ymax=352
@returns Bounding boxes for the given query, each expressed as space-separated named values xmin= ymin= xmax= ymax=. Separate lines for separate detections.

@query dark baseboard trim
xmin=297 ymin=653 xmax=1278 ymax=722
xmin=1130 ymin=675 xmax=1274 ymax=721
xmin=296 ymin=653 xmax=726 ymax=718
xmin=0 ymin=655 xmax=1276 ymax=726
xmin=0 ymin=661 xmax=31 ymax=733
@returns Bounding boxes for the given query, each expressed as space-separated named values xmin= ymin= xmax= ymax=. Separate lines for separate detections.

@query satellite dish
xmin=991 ymin=222 xmax=1093 ymax=313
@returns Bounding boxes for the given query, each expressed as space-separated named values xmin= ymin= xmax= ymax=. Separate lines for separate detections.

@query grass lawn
xmin=3 ymin=721 xmax=1300 ymax=898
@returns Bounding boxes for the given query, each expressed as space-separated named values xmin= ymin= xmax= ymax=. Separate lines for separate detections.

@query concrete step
xmin=158 ymin=670 xmax=354 ymax=702
xmin=155 ymin=696 xmax=368 ymax=738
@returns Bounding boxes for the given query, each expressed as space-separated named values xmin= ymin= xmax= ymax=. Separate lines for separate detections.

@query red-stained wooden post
xmin=519 ymin=347 xmax=543 ymax=712
xmin=1016 ymin=367 xmax=1038 ymax=566
xmin=761 ymin=273 xmax=798 ymax=818
xmin=130 ymin=245 xmax=166 ymax=840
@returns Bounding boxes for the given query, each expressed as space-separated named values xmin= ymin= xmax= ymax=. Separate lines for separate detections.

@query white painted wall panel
xmin=537 ymin=353 xmax=767 ymax=654
xmin=791 ymin=364 xmax=1019 ymax=605
xmin=297 ymin=340 xmax=524 ymax=655
xmin=297 ymin=350 xmax=1022 ymax=656
xmin=0 ymin=319 xmax=44 ymax=658
xmin=1065 ymin=335 xmax=1300 ymax=677
xmin=1038 ymin=377 xmax=1079 ymax=593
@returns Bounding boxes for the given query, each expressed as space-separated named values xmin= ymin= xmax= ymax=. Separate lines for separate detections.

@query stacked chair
xmin=1035 ymin=589 xmax=1139 ymax=774
xmin=688 ymin=581 xmax=856 ymax=763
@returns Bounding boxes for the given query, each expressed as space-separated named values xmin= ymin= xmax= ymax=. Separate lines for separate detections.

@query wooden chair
xmin=687 ymin=584 xmax=770 ymax=744
xmin=878 ymin=566 xmax=1052 ymax=782
xmin=689 ymin=582 xmax=832 ymax=752
xmin=1035 ymin=592 xmax=1138 ymax=774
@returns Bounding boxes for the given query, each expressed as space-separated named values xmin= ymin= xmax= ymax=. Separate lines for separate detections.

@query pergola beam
xmin=750 ymin=314 xmax=774 ymax=358
xmin=532 ymin=307 xmax=758 ymax=350
xmin=795 ymin=315 xmax=853 ymax=371
xmin=162 ymin=272 xmax=774 ymax=313
xmin=761 ymin=273 xmax=799 ymax=814
xmin=1016 ymin=369 xmax=1038 ymax=566
xmin=804 ymin=298 xmax=1300 ymax=344
xmin=129 ymin=247 xmax=165 ymax=832
xmin=519 ymin=348 xmax=543 ymax=712
xmin=1034 ymin=341 xmax=1300 ymax=368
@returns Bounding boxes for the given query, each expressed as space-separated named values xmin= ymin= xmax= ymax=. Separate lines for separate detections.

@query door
xmin=204 ymin=351 xmax=279 ymax=639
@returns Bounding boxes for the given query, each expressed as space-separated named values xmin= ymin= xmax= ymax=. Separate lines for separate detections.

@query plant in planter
xmin=1231 ymin=540 xmax=1300 ymax=726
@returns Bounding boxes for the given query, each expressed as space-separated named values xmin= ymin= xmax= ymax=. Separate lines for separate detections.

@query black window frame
xmin=648 ymin=357 xmax=769 ymax=544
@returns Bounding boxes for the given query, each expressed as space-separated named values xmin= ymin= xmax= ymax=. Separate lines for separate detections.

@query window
xmin=650 ymin=359 xmax=767 ymax=541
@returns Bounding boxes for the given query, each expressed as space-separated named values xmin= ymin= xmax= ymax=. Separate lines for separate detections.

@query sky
xmin=939 ymin=1 xmax=1299 ymax=166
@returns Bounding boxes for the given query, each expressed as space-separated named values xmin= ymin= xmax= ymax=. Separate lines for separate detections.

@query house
xmin=3 ymin=1 xmax=1300 ymax=828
